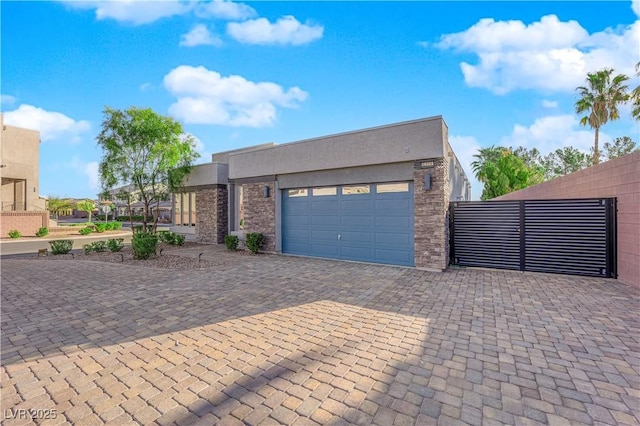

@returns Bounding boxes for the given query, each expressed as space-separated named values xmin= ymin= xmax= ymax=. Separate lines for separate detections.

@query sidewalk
xmin=0 ymin=231 xmax=132 ymax=256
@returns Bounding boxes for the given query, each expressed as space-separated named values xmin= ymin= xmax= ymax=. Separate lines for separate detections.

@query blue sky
xmin=2 ymin=0 xmax=639 ymax=200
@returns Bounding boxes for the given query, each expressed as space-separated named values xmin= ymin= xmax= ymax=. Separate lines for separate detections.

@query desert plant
xmin=35 ymin=227 xmax=49 ymax=237
xmin=158 ymin=231 xmax=185 ymax=246
xmin=8 ymin=230 xmax=21 ymax=239
xmin=224 ymin=235 xmax=239 ymax=251
xmin=104 ymin=222 xmax=115 ymax=231
xmin=79 ymin=226 xmax=93 ymax=235
xmin=91 ymin=240 xmax=109 ymax=252
xmin=245 ymin=232 xmax=264 ymax=254
xmin=112 ymin=221 xmax=123 ymax=230
xmin=50 ymin=239 xmax=73 ymax=255
xmin=94 ymin=223 xmax=108 ymax=233
xmin=132 ymin=231 xmax=158 ymax=259
xmin=107 ymin=238 xmax=124 ymax=252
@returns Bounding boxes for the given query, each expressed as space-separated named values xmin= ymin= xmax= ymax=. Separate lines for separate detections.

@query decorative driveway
xmin=1 ymin=246 xmax=639 ymax=425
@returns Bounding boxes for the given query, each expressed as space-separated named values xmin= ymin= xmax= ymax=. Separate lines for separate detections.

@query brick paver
xmin=1 ymin=245 xmax=639 ymax=425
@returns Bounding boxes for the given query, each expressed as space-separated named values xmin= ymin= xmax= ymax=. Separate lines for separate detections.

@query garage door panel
xmin=283 ymin=182 xmax=414 ymax=266
xmin=376 ymin=232 xmax=411 ymax=245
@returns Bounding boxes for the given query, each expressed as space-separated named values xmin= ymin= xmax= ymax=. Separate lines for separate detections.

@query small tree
xmin=542 ymin=147 xmax=591 ymax=179
xmin=472 ymin=148 xmax=544 ymax=200
xmin=46 ymin=196 xmax=74 ymax=220
xmin=76 ymin=199 xmax=96 ymax=222
xmin=602 ymin=136 xmax=638 ymax=160
xmin=97 ymin=107 xmax=199 ymax=233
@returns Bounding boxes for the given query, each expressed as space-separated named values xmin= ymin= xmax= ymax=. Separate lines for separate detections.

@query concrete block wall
xmin=195 ymin=186 xmax=228 ymax=244
xmin=414 ymin=158 xmax=449 ymax=271
xmin=1 ymin=211 xmax=49 ymax=237
xmin=496 ymin=151 xmax=640 ymax=289
xmin=243 ymin=182 xmax=276 ymax=252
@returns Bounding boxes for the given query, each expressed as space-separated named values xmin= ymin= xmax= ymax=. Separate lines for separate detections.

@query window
xmin=312 ymin=187 xmax=337 ymax=196
xmin=342 ymin=185 xmax=370 ymax=195
xmin=376 ymin=183 xmax=409 ymax=193
xmin=173 ymin=191 xmax=196 ymax=227
xmin=287 ymin=189 xmax=308 ymax=197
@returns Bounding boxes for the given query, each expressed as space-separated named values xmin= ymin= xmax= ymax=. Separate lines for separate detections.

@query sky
xmin=2 ymin=0 xmax=639 ymax=200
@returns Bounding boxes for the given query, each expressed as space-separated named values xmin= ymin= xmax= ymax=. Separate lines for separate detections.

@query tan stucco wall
xmin=495 ymin=151 xmax=640 ymax=289
xmin=0 ymin=114 xmax=42 ymax=211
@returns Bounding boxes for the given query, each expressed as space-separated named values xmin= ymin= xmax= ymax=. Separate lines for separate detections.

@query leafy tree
xmin=97 ymin=106 xmax=199 ymax=233
xmin=46 ymin=196 xmax=74 ymax=220
xmin=472 ymin=148 xmax=544 ymax=200
xmin=542 ymin=147 xmax=590 ymax=179
xmin=76 ymin=199 xmax=96 ymax=223
xmin=575 ymin=68 xmax=630 ymax=165
xmin=602 ymin=136 xmax=638 ymax=160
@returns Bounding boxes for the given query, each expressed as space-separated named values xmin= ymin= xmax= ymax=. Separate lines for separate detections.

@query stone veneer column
xmin=195 ymin=185 xmax=228 ymax=244
xmin=413 ymin=157 xmax=450 ymax=271
xmin=243 ymin=182 xmax=276 ymax=252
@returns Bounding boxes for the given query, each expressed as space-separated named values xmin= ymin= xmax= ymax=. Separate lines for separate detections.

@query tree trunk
xmin=593 ymin=127 xmax=600 ymax=165
xmin=127 ymin=198 xmax=134 ymax=234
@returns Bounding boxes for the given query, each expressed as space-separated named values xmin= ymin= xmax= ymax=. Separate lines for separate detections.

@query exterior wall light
xmin=424 ymin=173 xmax=432 ymax=191
xmin=263 ymin=185 xmax=270 ymax=198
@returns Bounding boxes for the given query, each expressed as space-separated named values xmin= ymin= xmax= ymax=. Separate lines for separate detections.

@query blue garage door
xmin=282 ymin=183 xmax=414 ymax=266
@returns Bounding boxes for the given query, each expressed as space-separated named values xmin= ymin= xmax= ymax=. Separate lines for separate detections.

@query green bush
xmin=111 ymin=221 xmax=123 ymax=230
xmin=104 ymin=222 xmax=115 ymax=231
xmin=94 ymin=223 xmax=108 ymax=233
xmin=107 ymin=238 xmax=124 ymax=252
xmin=245 ymin=232 xmax=264 ymax=254
xmin=158 ymin=231 xmax=185 ymax=246
xmin=79 ymin=226 xmax=93 ymax=235
xmin=8 ymin=229 xmax=21 ymax=239
xmin=132 ymin=231 xmax=158 ymax=259
xmin=116 ymin=215 xmax=153 ymax=222
xmin=50 ymin=239 xmax=73 ymax=255
xmin=92 ymin=240 xmax=109 ymax=252
xmin=224 ymin=235 xmax=239 ymax=251
xmin=35 ymin=227 xmax=49 ymax=237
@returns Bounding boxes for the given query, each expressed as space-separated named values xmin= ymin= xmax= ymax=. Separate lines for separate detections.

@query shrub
xmin=132 ymin=231 xmax=158 ymax=259
xmin=158 ymin=231 xmax=185 ymax=246
xmin=79 ymin=226 xmax=93 ymax=235
xmin=132 ymin=225 xmax=143 ymax=233
xmin=35 ymin=227 xmax=49 ymax=237
xmin=224 ymin=235 xmax=239 ymax=251
xmin=245 ymin=232 xmax=264 ymax=254
xmin=8 ymin=229 xmax=21 ymax=239
xmin=116 ymin=215 xmax=153 ymax=222
xmin=105 ymin=222 xmax=115 ymax=231
xmin=107 ymin=238 xmax=124 ymax=252
xmin=94 ymin=223 xmax=108 ymax=233
xmin=50 ymin=239 xmax=73 ymax=255
xmin=92 ymin=240 xmax=109 ymax=252
xmin=111 ymin=221 xmax=123 ymax=230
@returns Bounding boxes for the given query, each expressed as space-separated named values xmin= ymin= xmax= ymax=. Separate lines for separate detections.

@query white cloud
xmin=449 ymin=135 xmax=482 ymax=200
xmin=180 ymin=24 xmax=222 ymax=47
xmin=436 ymin=15 xmax=640 ymax=94
xmin=633 ymin=0 xmax=640 ymax=18
xmin=69 ymin=157 xmax=100 ymax=191
xmin=1 ymin=94 xmax=16 ymax=108
xmin=500 ymin=114 xmax=609 ymax=154
xmin=67 ymin=1 xmax=193 ymax=25
xmin=227 ymin=15 xmax=323 ymax=45
xmin=140 ymin=83 xmax=153 ymax=92
xmin=541 ymin=100 xmax=558 ymax=109
xmin=164 ymin=65 xmax=308 ymax=127
xmin=3 ymin=104 xmax=90 ymax=142
xmin=195 ymin=0 xmax=256 ymax=21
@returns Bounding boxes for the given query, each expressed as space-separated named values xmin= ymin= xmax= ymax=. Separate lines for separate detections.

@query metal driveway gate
xmin=449 ymin=199 xmax=616 ymax=278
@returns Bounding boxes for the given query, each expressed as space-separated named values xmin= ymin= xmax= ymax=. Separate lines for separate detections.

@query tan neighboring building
xmin=0 ymin=114 xmax=49 ymax=236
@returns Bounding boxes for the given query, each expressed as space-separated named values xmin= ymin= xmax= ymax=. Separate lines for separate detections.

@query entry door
xmin=282 ymin=183 xmax=414 ymax=266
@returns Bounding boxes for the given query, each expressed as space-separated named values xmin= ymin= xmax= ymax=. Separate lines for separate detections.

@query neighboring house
xmin=103 ymin=183 xmax=172 ymax=221
xmin=175 ymin=116 xmax=471 ymax=271
xmin=0 ymin=114 xmax=49 ymax=236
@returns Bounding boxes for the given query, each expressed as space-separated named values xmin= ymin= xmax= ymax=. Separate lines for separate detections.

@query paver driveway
xmin=1 ymin=246 xmax=639 ymax=425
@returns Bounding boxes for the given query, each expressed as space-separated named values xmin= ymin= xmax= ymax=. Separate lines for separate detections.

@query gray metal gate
xmin=449 ymin=199 xmax=616 ymax=278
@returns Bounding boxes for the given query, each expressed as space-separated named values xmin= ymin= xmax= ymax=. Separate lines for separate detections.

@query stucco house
xmin=174 ymin=116 xmax=471 ymax=270
xmin=0 ymin=114 xmax=49 ymax=236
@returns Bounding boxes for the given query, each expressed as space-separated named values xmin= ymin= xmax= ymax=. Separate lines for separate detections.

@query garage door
xmin=282 ymin=183 xmax=414 ymax=266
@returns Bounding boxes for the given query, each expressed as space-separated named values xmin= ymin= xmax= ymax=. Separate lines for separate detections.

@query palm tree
xmin=631 ymin=62 xmax=640 ymax=122
xmin=46 ymin=196 xmax=74 ymax=220
xmin=575 ymin=68 xmax=629 ymax=165
xmin=76 ymin=199 xmax=96 ymax=223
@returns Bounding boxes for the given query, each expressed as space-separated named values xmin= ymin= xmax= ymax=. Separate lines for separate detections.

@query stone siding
xmin=413 ymin=158 xmax=449 ymax=271
xmin=195 ymin=185 xmax=228 ymax=244
xmin=243 ymin=182 xmax=276 ymax=252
